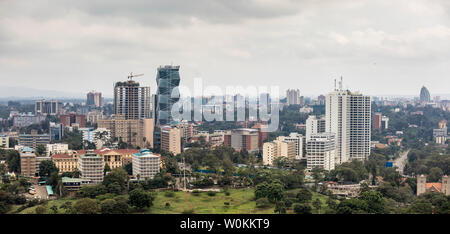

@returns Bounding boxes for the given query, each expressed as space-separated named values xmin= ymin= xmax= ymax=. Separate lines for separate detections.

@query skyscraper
xmin=155 ymin=65 xmax=181 ymax=126
xmin=114 ymin=79 xmax=151 ymax=120
xmin=35 ymin=100 xmax=61 ymax=115
xmin=286 ymin=89 xmax=300 ymax=105
xmin=87 ymin=91 xmax=104 ymax=107
xmin=326 ymin=78 xmax=371 ymax=164
xmin=420 ymin=86 xmax=431 ymax=103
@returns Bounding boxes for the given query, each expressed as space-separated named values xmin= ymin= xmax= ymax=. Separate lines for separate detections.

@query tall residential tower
xmin=325 ymin=78 xmax=371 ymax=164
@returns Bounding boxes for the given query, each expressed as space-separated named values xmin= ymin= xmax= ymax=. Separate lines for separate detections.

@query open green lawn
xmin=147 ymin=188 xmax=275 ymax=214
xmin=17 ymin=188 xmax=335 ymax=214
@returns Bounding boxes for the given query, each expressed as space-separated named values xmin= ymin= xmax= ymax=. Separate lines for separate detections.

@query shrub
xmin=207 ymin=191 xmax=217 ymax=196
xmin=256 ymin=198 xmax=271 ymax=208
xmin=164 ymin=191 xmax=176 ymax=197
xmin=182 ymin=209 xmax=194 ymax=214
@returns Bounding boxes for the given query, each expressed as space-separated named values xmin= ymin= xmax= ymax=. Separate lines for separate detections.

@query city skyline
xmin=1 ymin=0 xmax=450 ymax=97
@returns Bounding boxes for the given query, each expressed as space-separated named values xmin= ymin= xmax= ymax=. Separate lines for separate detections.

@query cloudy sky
xmin=1 ymin=0 xmax=450 ymax=98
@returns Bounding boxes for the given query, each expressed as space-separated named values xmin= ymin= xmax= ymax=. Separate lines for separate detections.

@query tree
xmin=428 ymin=167 xmax=443 ymax=182
xmin=39 ymin=160 xmax=58 ymax=177
xmin=326 ymin=197 xmax=337 ymax=210
xmin=359 ymin=191 xmax=385 ymax=214
xmin=129 ymin=188 xmax=154 ymax=210
xmin=407 ymin=202 xmax=433 ymax=214
xmin=72 ymin=169 xmax=81 ymax=178
xmin=124 ymin=163 xmax=132 ymax=175
xmin=72 ymin=198 xmax=100 ymax=214
xmin=293 ymin=203 xmax=312 ymax=214
xmin=50 ymin=205 xmax=58 ymax=214
xmin=312 ymin=198 xmax=322 ymax=214
xmin=36 ymin=144 xmax=46 ymax=156
xmin=104 ymin=164 xmax=111 ymax=176
xmin=60 ymin=201 xmax=72 ymax=213
xmin=335 ymin=199 xmax=368 ymax=214
xmin=102 ymin=167 xmax=129 ymax=194
xmin=35 ymin=205 xmax=47 ymax=214
xmin=274 ymin=201 xmax=286 ymax=214
xmin=296 ymin=188 xmax=312 ymax=203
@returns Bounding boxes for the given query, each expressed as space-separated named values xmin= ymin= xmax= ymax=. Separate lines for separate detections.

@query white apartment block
xmin=46 ymin=143 xmax=69 ymax=156
xmin=306 ymin=115 xmax=326 ymax=140
xmin=132 ymin=149 xmax=160 ymax=180
xmin=306 ymin=132 xmax=336 ymax=171
xmin=276 ymin=133 xmax=305 ymax=160
xmin=326 ymin=81 xmax=371 ymax=164
xmin=78 ymin=151 xmax=104 ymax=184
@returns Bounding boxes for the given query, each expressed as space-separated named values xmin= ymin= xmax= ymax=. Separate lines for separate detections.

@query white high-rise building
xmin=306 ymin=115 xmax=326 ymax=140
xmin=306 ymin=132 xmax=336 ymax=171
xmin=326 ymin=78 xmax=371 ymax=164
xmin=286 ymin=89 xmax=300 ymax=105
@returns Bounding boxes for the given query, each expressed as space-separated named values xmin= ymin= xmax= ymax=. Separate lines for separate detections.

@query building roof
xmin=425 ymin=183 xmax=442 ymax=192
xmin=51 ymin=154 xmax=71 ymax=159
xmin=46 ymin=185 xmax=54 ymax=195
xmin=62 ymin=177 xmax=92 ymax=183
xmin=75 ymin=148 xmax=140 ymax=156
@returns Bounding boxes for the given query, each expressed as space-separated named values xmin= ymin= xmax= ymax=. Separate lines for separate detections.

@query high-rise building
xmin=306 ymin=115 xmax=326 ymax=140
xmin=276 ymin=133 xmax=306 ymax=160
xmin=35 ymin=100 xmax=61 ymax=115
xmin=155 ymin=65 xmax=181 ymax=126
xmin=98 ymin=115 xmax=144 ymax=148
xmin=78 ymin=150 xmax=104 ymax=184
xmin=60 ymin=113 xmax=86 ymax=128
xmin=87 ymin=91 xmax=104 ymax=107
xmin=381 ymin=116 xmax=389 ymax=129
xmin=373 ymin=113 xmax=382 ymax=130
xmin=19 ymin=130 xmax=51 ymax=150
xmin=160 ymin=125 xmax=181 ymax=155
xmin=20 ymin=147 xmax=36 ymax=177
xmin=143 ymin=118 xmax=154 ymax=148
xmin=306 ymin=132 xmax=336 ymax=171
xmin=132 ymin=149 xmax=160 ymax=180
xmin=420 ymin=86 xmax=431 ymax=103
xmin=326 ymin=79 xmax=371 ymax=164
xmin=114 ymin=79 xmax=151 ymax=120
xmin=49 ymin=122 xmax=64 ymax=141
xmin=286 ymin=89 xmax=300 ymax=105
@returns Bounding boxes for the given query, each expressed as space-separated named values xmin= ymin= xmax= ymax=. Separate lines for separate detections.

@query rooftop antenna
xmin=339 ymin=76 xmax=343 ymax=90
xmin=334 ymin=79 xmax=337 ymax=91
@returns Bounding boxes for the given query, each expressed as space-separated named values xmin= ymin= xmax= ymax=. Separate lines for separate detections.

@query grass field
xmin=16 ymin=188 xmax=333 ymax=214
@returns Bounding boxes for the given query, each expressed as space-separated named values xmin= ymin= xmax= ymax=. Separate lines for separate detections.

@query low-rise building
xmin=0 ymin=135 xmax=9 ymax=148
xmin=52 ymin=154 xmax=77 ymax=173
xmin=417 ymin=174 xmax=450 ymax=196
xmin=132 ymin=149 xmax=161 ymax=180
xmin=77 ymin=150 xmax=103 ymax=184
xmin=46 ymin=143 xmax=69 ymax=156
xmin=62 ymin=177 xmax=93 ymax=191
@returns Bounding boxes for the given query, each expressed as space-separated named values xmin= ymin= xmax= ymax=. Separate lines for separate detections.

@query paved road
xmin=394 ymin=149 xmax=410 ymax=175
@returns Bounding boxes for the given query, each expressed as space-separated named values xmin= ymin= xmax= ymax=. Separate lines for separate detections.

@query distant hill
xmin=0 ymin=86 xmax=84 ymax=100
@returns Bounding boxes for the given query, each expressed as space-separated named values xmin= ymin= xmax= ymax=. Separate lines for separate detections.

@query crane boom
xmin=127 ymin=72 xmax=144 ymax=80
